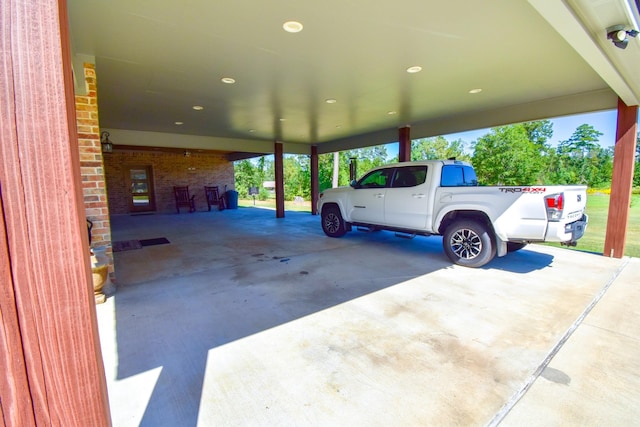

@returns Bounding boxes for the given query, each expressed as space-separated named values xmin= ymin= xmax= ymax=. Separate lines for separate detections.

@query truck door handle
xmin=412 ymin=193 xmax=426 ymax=198
xmin=374 ymin=193 xmax=384 ymax=198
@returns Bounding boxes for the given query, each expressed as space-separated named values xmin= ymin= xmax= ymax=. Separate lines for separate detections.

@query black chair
xmin=174 ymin=186 xmax=196 ymax=213
xmin=204 ymin=186 xmax=225 ymax=211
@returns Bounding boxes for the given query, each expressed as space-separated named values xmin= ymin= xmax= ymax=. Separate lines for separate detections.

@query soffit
xmin=67 ymin=0 xmax=640 ymax=152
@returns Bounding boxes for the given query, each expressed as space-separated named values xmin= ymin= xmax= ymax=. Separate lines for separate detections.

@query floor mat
xmin=112 ymin=240 xmax=143 ymax=252
xmin=139 ymin=237 xmax=170 ymax=247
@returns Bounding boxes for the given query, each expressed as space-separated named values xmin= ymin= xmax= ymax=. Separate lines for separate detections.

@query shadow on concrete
xmin=109 ymin=209 xmax=553 ymax=426
xmin=488 ymin=248 xmax=554 ymax=273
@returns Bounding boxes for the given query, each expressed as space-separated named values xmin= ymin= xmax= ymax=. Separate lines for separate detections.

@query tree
xmin=557 ymin=124 xmax=602 ymax=159
xmin=283 ymin=155 xmax=311 ymax=200
xmin=472 ymin=124 xmax=547 ymax=185
xmin=348 ymin=146 xmax=389 ymax=175
xmin=522 ymin=120 xmax=553 ymax=149
xmin=318 ymin=145 xmax=390 ymax=191
xmin=234 ymin=159 xmax=259 ymax=198
xmin=411 ymin=136 xmax=470 ymax=161
xmin=554 ymin=124 xmax=610 ymax=186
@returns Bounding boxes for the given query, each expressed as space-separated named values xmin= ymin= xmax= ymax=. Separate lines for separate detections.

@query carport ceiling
xmin=67 ymin=0 xmax=640 ymax=152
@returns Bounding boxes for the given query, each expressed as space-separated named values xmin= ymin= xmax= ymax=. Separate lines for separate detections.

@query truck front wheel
xmin=443 ymin=220 xmax=496 ymax=268
xmin=321 ymin=206 xmax=347 ymax=237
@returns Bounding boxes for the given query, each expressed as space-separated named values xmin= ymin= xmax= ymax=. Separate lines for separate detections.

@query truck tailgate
xmin=558 ymin=186 xmax=588 ymax=222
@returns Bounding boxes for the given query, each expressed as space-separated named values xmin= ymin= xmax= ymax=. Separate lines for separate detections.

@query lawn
xmin=238 ymin=194 xmax=640 ymax=258
xmin=238 ymin=198 xmax=311 ymax=212
xmin=551 ymin=193 xmax=640 ymax=258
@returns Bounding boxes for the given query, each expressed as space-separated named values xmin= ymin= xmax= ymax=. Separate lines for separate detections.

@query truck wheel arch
xmin=438 ymin=210 xmax=495 ymax=237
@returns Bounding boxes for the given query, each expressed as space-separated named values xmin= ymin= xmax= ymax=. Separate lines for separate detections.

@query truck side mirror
xmin=350 ymin=179 xmax=358 ymax=188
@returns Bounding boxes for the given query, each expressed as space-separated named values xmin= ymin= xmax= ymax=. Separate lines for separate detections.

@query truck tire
xmin=321 ymin=205 xmax=347 ymax=237
xmin=443 ymin=219 xmax=496 ymax=268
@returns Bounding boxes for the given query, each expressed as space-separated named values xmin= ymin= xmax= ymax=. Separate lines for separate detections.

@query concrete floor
xmin=96 ymin=208 xmax=640 ymax=426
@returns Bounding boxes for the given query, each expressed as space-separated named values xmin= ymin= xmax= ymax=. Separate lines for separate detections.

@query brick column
xmin=75 ymin=63 xmax=114 ymax=279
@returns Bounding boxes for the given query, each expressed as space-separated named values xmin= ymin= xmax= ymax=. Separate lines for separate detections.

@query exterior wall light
xmin=100 ymin=131 xmax=113 ymax=153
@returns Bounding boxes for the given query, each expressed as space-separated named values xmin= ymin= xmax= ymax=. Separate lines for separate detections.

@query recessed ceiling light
xmin=468 ymin=88 xmax=482 ymax=94
xmin=192 ymin=105 xmax=204 ymax=110
xmin=406 ymin=66 xmax=422 ymax=73
xmin=283 ymin=21 xmax=303 ymax=33
xmin=325 ymin=98 xmax=337 ymax=104
xmin=387 ymin=111 xmax=397 ymax=115
xmin=174 ymin=121 xmax=184 ymax=125
xmin=221 ymin=77 xmax=236 ymax=84
xmin=279 ymin=118 xmax=287 ymax=122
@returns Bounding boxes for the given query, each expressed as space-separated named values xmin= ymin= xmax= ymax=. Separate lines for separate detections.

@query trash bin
xmin=225 ymin=190 xmax=238 ymax=209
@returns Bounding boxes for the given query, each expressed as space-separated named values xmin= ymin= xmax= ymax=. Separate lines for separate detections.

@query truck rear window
xmin=391 ymin=166 xmax=427 ymax=188
xmin=440 ymin=165 xmax=478 ymax=187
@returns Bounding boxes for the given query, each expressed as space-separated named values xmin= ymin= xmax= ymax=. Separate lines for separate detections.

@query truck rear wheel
xmin=443 ymin=219 xmax=496 ymax=268
xmin=321 ymin=205 xmax=347 ymax=237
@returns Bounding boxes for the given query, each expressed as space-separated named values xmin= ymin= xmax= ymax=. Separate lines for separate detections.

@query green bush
xmin=258 ymin=188 xmax=270 ymax=201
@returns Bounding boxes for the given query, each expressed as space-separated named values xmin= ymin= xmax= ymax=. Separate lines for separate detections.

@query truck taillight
xmin=545 ymin=193 xmax=564 ymax=221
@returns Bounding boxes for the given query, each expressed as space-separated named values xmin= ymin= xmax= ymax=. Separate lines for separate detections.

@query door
xmin=348 ymin=167 xmax=393 ymax=224
xmin=385 ymin=165 xmax=431 ymax=230
xmin=126 ymin=166 xmax=156 ymax=213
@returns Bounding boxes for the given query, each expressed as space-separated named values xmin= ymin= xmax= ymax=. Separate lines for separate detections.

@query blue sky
xmin=386 ymin=109 xmax=622 ymax=158
xmin=446 ymin=110 xmax=619 ymax=148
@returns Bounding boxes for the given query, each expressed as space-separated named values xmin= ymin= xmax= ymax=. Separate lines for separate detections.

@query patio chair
xmin=174 ymin=186 xmax=196 ymax=213
xmin=204 ymin=186 xmax=225 ymax=211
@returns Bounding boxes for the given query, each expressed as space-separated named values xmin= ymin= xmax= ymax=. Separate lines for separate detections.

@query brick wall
xmin=75 ymin=63 xmax=114 ymax=278
xmin=104 ymin=150 xmax=234 ymax=214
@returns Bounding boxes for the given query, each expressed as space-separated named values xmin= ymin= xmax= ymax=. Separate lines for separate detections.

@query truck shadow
xmin=486 ymin=248 xmax=554 ymax=273
xmin=348 ymin=230 xmax=554 ymax=274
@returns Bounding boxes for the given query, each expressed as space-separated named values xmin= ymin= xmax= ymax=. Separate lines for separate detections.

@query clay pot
xmin=91 ymin=254 xmax=108 ymax=304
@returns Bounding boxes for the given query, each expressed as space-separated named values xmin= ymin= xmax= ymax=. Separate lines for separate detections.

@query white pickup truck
xmin=318 ymin=160 xmax=588 ymax=267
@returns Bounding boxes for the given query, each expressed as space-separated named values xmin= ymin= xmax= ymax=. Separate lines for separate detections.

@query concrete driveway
xmin=96 ymin=208 xmax=639 ymax=426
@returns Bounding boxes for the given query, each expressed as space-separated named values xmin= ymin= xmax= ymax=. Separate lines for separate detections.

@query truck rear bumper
xmin=546 ymin=214 xmax=588 ymax=244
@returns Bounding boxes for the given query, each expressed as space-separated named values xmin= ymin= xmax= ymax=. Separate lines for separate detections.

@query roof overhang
xmin=68 ymin=0 xmax=640 ymax=155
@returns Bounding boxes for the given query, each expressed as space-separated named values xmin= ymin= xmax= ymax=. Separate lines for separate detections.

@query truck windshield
xmin=440 ymin=165 xmax=478 ymax=187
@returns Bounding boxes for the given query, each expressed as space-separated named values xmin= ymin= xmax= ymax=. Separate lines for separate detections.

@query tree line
xmin=234 ymin=119 xmax=640 ymax=200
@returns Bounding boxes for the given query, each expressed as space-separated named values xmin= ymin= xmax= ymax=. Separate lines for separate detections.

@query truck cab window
xmin=392 ymin=166 xmax=428 ymax=188
xmin=441 ymin=165 xmax=478 ymax=187
xmin=357 ymin=168 xmax=393 ymax=188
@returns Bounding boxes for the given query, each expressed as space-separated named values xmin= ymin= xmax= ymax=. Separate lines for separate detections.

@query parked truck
xmin=318 ymin=160 xmax=588 ymax=267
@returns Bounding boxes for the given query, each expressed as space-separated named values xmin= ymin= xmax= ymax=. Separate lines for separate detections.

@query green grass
xmin=238 ymin=195 xmax=640 ymax=258
xmin=547 ymin=194 xmax=640 ymax=258
xmin=237 ymin=198 xmax=311 ymax=212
